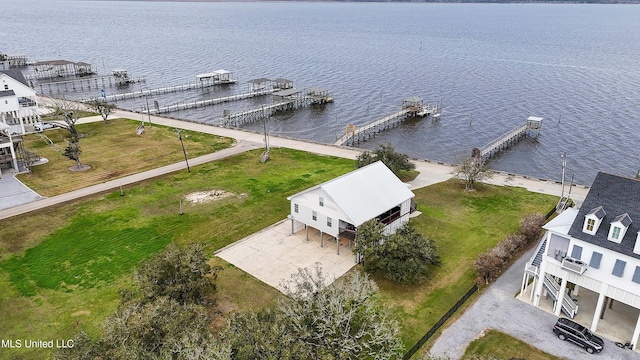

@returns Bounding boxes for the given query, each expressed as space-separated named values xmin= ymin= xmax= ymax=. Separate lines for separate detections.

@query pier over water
xmin=335 ymin=97 xmax=440 ymax=146
xmin=477 ymin=116 xmax=543 ymax=163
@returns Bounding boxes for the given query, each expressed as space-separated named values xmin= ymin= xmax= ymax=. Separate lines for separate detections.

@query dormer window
xmin=583 ymin=206 xmax=606 ymax=235
xmin=611 ymin=226 xmax=621 ymax=240
xmin=608 ymin=213 xmax=632 ymax=243
xmin=635 ymin=232 xmax=640 ymax=255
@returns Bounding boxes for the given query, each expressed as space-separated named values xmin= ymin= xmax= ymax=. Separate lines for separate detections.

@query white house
xmin=522 ymin=172 xmax=640 ymax=348
xmin=0 ymin=69 xmax=41 ymax=172
xmin=286 ymin=161 xmax=415 ymax=255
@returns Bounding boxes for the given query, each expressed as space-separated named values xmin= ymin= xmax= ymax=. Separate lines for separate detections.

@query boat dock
xmin=33 ymin=74 xmax=146 ymax=95
xmin=0 ymin=52 xmax=28 ymax=69
xmin=477 ymin=116 xmax=543 ymax=162
xmin=222 ymin=86 xmax=333 ymax=126
xmin=100 ymin=80 xmax=235 ymax=102
xmin=335 ymin=97 xmax=440 ymax=146
xmin=144 ymin=89 xmax=275 ymax=114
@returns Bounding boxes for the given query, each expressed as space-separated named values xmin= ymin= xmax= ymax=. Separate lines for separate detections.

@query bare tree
xmin=451 ymin=149 xmax=492 ymax=191
xmin=85 ymin=98 xmax=116 ymax=124
xmin=48 ymin=97 xmax=83 ymax=141
xmin=48 ymin=98 xmax=86 ymax=169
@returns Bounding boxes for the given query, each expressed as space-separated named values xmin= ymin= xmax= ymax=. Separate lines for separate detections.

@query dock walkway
xmin=223 ymin=99 xmax=306 ymax=126
xmin=102 ymin=80 xmax=237 ymax=102
xmin=477 ymin=116 xmax=543 ymax=163
xmin=335 ymin=99 xmax=439 ymax=146
xmin=34 ymin=75 xmax=146 ymax=95
xmin=145 ymin=89 xmax=275 ymax=114
xmin=335 ymin=109 xmax=412 ymax=146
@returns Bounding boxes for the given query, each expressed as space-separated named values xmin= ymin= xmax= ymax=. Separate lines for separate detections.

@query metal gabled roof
xmin=288 ymin=161 xmax=414 ymax=227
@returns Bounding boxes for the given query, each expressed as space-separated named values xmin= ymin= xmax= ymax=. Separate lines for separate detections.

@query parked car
xmin=34 ymin=122 xmax=55 ymax=131
xmin=553 ymin=317 xmax=604 ymax=354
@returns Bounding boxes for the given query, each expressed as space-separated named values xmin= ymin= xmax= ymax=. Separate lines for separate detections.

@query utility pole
xmin=143 ymin=91 xmax=152 ymax=127
xmin=262 ymin=118 xmax=269 ymax=152
xmin=560 ymin=152 xmax=567 ymax=200
xmin=177 ymin=130 xmax=190 ymax=173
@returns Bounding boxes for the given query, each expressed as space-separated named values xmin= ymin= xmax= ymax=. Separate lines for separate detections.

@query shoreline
xmin=0 ymin=98 xmax=589 ymax=220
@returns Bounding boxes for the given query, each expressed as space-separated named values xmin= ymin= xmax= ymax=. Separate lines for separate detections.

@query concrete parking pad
xmin=216 ymin=219 xmax=356 ymax=291
xmin=0 ymin=170 xmax=44 ymax=211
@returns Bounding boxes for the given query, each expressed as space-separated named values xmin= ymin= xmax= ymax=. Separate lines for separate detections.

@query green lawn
xmin=0 ymin=142 xmax=557 ymax=359
xmin=375 ymin=180 xmax=557 ymax=353
xmin=463 ymin=329 xmax=563 ymax=360
xmin=17 ymin=118 xmax=233 ymax=196
xmin=0 ymin=148 xmax=354 ymax=360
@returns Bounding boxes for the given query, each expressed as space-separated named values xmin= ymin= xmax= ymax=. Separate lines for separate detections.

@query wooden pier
xmin=0 ymin=53 xmax=28 ymax=69
xmin=144 ymin=89 xmax=275 ymax=114
xmin=222 ymin=86 xmax=332 ymax=126
xmin=33 ymin=75 xmax=146 ymax=95
xmin=478 ymin=116 xmax=542 ymax=162
xmin=223 ymin=98 xmax=307 ymax=126
xmin=99 ymin=79 xmax=236 ymax=102
xmin=335 ymin=97 xmax=439 ymax=146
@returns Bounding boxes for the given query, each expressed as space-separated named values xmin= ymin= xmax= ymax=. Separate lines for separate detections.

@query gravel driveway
xmin=429 ymin=247 xmax=640 ymax=360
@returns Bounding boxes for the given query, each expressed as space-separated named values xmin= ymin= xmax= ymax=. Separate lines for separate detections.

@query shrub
xmin=518 ymin=213 xmax=545 ymax=244
xmin=475 ymin=214 xmax=545 ymax=285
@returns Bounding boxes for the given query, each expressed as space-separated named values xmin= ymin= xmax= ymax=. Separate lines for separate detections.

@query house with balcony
xmin=286 ymin=161 xmax=415 ymax=255
xmin=522 ymin=172 xmax=640 ymax=349
xmin=0 ymin=69 xmax=41 ymax=172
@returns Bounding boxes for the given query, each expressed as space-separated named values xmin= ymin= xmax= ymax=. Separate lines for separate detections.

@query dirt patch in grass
xmin=184 ymin=190 xmax=245 ymax=204
xmin=71 ymin=310 xmax=91 ymax=317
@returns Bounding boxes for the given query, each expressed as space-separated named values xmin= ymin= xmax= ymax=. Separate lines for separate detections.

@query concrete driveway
xmin=215 ymin=220 xmax=357 ymax=291
xmin=0 ymin=170 xmax=44 ymax=211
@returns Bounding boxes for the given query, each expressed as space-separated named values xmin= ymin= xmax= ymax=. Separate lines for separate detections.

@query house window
xmin=294 ymin=204 xmax=299 ymax=213
xmin=327 ymin=217 xmax=332 ymax=227
xmin=319 ymin=197 xmax=324 ymax=207
xmin=312 ymin=211 xmax=317 ymax=221
xmin=586 ymin=218 xmax=595 ymax=232
xmin=611 ymin=226 xmax=621 ymax=240
xmin=612 ymin=259 xmax=626 ymax=277
xmin=633 ymin=267 xmax=640 ymax=284
xmin=589 ymin=252 xmax=602 ymax=269
xmin=3 ymin=84 xmax=8 ymax=90
xmin=571 ymin=245 xmax=582 ymax=260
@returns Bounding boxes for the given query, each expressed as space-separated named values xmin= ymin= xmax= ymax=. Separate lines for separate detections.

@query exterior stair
xmin=531 ymin=237 xmax=547 ymax=268
xmin=543 ymin=273 xmax=579 ymax=318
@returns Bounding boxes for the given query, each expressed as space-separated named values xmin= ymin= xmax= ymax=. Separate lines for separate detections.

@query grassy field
xmin=0 ymin=148 xmax=354 ymax=360
xmin=17 ymin=118 xmax=233 ymax=196
xmin=463 ymin=329 xmax=564 ymax=360
xmin=375 ymin=180 xmax=557 ymax=353
xmin=1 ymin=126 xmax=558 ymax=359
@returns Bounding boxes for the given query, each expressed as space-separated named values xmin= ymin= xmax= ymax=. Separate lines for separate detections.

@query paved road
xmin=429 ymin=247 xmax=640 ymax=360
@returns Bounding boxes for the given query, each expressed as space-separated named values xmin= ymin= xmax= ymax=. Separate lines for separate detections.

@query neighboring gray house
xmin=522 ymin=172 xmax=640 ymax=349
xmin=287 ymin=161 xmax=415 ymax=255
